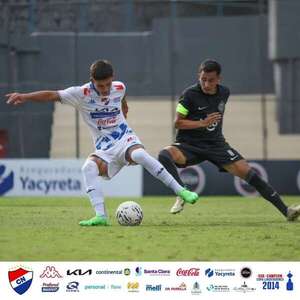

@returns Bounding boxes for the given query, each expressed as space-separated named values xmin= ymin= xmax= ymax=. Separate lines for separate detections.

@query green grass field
xmin=0 ymin=196 xmax=299 ymax=261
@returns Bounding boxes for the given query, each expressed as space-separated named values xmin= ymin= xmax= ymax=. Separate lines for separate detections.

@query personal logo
xmin=176 ymin=267 xmax=200 ymax=276
xmin=0 ymin=164 xmax=14 ymax=196
xmin=241 ymin=267 xmax=252 ymax=279
xmin=66 ymin=269 xmax=92 ymax=276
xmin=135 ymin=267 xmax=142 ymax=276
xmin=286 ymin=271 xmax=294 ymax=291
xmin=124 ymin=268 xmax=131 ymax=276
xmin=40 ymin=266 xmax=62 ymax=292
xmin=233 ymin=282 xmax=256 ymax=293
xmin=66 ymin=281 xmax=79 ymax=292
xmin=84 ymin=284 xmax=105 ymax=290
xmin=191 ymin=281 xmax=201 ymax=295
xmin=145 ymin=284 xmax=162 ymax=292
xmin=8 ymin=267 xmax=33 ymax=295
xmin=127 ymin=282 xmax=139 ymax=292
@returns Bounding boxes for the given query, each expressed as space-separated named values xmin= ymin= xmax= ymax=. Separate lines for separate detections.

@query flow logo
xmin=8 ymin=267 xmax=33 ymax=295
xmin=0 ymin=165 xmax=14 ymax=196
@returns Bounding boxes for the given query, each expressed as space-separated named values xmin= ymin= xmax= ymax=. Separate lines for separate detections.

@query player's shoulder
xmin=182 ymin=83 xmax=199 ymax=96
xmin=79 ymin=82 xmax=93 ymax=97
xmin=112 ymin=81 xmax=126 ymax=92
xmin=218 ymin=84 xmax=230 ymax=97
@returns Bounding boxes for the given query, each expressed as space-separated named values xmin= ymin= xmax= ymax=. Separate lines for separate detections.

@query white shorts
xmin=91 ymin=132 xmax=142 ymax=179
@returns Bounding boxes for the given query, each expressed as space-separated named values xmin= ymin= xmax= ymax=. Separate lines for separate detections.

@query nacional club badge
xmin=8 ymin=267 xmax=33 ymax=295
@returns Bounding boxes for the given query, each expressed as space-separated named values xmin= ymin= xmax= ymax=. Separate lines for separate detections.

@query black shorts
xmin=172 ymin=141 xmax=243 ymax=171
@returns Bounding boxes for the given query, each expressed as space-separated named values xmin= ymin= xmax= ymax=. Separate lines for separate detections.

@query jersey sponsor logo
xmin=206 ymin=121 xmax=219 ymax=131
xmin=97 ymin=116 xmax=118 ymax=128
xmin=8 ymin=267 xmax=33 ymax=295
xmin=198 ymin=106 xmax=208 ymax=111
xmin=90 ymin=108 xmax=120 ymax=119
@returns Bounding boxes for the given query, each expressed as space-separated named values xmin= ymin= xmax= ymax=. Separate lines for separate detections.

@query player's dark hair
xmin=90 ymin=60 xmax=114 ymax=80
xmin=198 ymin=59 xmax=221 ymax=75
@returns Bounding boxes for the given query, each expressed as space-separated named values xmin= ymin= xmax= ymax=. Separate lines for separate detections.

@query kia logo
xmin=67 ymin=269 xmax=92 ymax=276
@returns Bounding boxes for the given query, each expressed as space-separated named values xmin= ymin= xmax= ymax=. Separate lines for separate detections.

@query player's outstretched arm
xmin=6 ymin=91 xmax=60 ymax=106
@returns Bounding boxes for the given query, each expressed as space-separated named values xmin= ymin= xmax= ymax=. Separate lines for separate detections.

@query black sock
xmin=158 ymin=149 xmax=185 ymax=187
xmin=245 ymin=168 xmax=288 ymax=216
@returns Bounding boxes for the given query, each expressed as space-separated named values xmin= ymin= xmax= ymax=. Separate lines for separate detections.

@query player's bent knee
xmin=81 ymin=159 xmax=99 ymax=177
xmin=85 ymin=156 xmax=108 ymax=177
xmin=162 ymin=146 xmax=186 ymax=165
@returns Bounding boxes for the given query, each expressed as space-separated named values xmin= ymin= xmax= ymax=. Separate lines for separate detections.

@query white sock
xmin=130 ymin=148 xmax=183 ymax=194
xmin=81 ymin=159 xmax=107 ymax=218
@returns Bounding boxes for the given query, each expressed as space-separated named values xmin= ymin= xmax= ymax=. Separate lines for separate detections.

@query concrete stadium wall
xmin=0 ymin=15 xmax=277 ymax=158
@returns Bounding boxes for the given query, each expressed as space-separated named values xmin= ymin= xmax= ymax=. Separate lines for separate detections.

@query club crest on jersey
xmin=101 ymin=97 xmax=110 ymax=105
xmin=8 ymin=267 xmax=33 ymax=295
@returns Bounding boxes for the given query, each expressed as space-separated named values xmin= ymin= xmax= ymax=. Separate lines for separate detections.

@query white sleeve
xmin=58 ymin=86 xmax=83 ymax=108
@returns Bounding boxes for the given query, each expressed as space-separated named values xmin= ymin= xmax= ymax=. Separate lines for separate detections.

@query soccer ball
xmin=116 ymin=201 xmax=143 ymax=226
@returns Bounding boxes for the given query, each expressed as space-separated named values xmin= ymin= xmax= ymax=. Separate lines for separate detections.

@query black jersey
xmin=175 ymin=83 xmax=230 ymax=145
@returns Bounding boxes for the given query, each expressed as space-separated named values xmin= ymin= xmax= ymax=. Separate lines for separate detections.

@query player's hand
xmin=200 ymin=112 xmax=222 ymax=127
xmin=5 ymin=93 xmax=27 ymax=105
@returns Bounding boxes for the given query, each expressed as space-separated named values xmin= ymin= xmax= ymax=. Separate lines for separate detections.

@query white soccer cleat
xmin=287 ymin=205 xmax=300 ymax=222
xmin=170 ymin=197 xmax=185 ymax=214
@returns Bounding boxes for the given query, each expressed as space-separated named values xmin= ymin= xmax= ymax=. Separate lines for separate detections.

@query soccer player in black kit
xmin=158 ymin=59 xmax=300 ymax=221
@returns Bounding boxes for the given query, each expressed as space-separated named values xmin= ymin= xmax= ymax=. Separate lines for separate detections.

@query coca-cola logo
xmin=176 ymin=268 xmax=200 ymax=276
